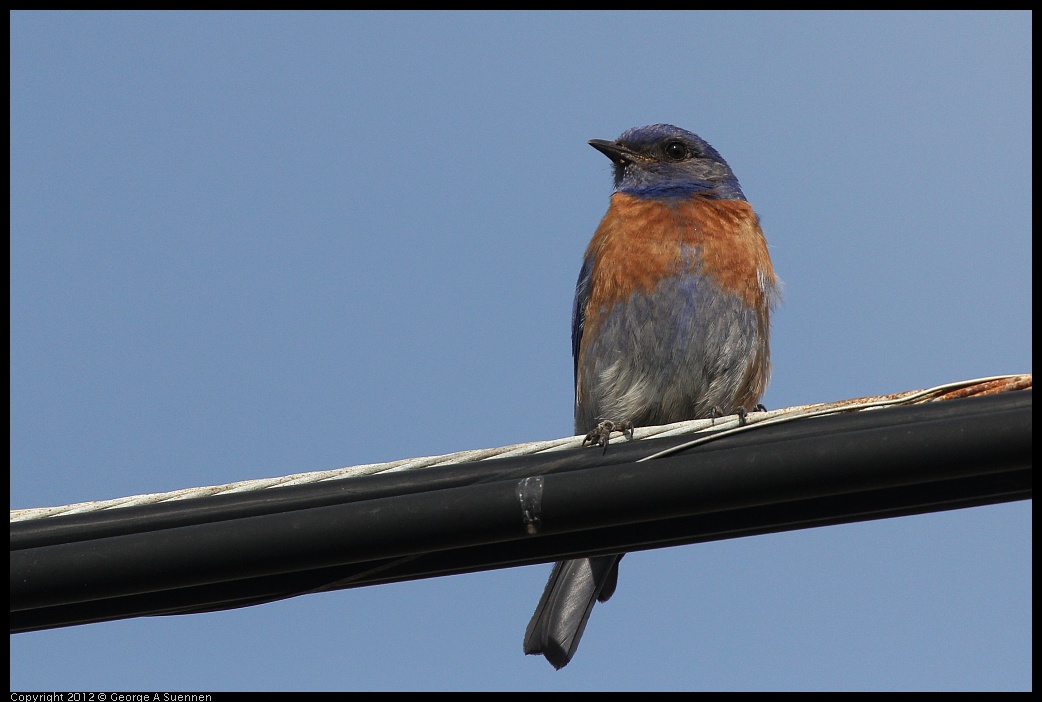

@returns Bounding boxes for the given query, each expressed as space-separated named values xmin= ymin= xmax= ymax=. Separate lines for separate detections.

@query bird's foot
xmin=738 ymin=404 xmax=768 ymax=426
xmin=712 ymin=404 xmax=766 ymax=427
xmin=710 ymin=406 xmax=725 ymax=426
xmin=582 ymin=420 xmax=634 ymax=452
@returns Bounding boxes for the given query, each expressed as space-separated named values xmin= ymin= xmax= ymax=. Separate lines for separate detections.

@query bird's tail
xmin=523 ymin=554 xmax=622 ymax=669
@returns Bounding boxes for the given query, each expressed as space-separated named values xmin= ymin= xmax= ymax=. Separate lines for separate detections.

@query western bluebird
xmin=523 ymin=124 xmax=779 ymax=669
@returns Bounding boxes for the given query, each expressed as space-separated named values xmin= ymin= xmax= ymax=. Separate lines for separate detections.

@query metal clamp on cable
xmin=517 ymin=476 xmax=544 ymax=535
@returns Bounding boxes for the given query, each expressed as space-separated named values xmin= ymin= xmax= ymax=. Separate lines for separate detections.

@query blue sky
xmin=10 ymin=11 xmax=1031 ymax=691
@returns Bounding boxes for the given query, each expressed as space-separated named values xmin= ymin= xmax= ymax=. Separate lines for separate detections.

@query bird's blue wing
xmin=571 ymin=255 xmax=594 ymax=398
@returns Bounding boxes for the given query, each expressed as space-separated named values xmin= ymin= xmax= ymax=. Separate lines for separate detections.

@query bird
xmin=523 ymin=124 xmax=779 ymax=669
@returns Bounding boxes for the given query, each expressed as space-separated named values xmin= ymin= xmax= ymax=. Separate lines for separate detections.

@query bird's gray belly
xmin=575 ymin=273 xmax=765 ymax=433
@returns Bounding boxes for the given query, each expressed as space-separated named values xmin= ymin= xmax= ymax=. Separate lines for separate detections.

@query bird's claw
xmin=583 ymin=420 xmax=634 ymax=453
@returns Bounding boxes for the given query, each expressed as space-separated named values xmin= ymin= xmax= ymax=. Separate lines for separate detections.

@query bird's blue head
xmin=589 ymin=124 xmax=746 ymax=201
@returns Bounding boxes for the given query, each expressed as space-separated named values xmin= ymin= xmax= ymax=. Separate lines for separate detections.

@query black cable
xmin=10 ymin=390 xmax=1031 ymax=634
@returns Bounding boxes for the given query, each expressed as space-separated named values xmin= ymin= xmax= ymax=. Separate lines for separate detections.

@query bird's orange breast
xmin=583 ymin=193 xmax=776 ymax=312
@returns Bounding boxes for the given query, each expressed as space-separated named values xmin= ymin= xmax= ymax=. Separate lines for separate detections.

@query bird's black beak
xmin=589 ymin=139 xmax=639 ymax=164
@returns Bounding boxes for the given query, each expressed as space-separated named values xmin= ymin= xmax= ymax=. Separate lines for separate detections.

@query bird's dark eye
xmin=664 ymin=140 xmax=688 ymax=161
